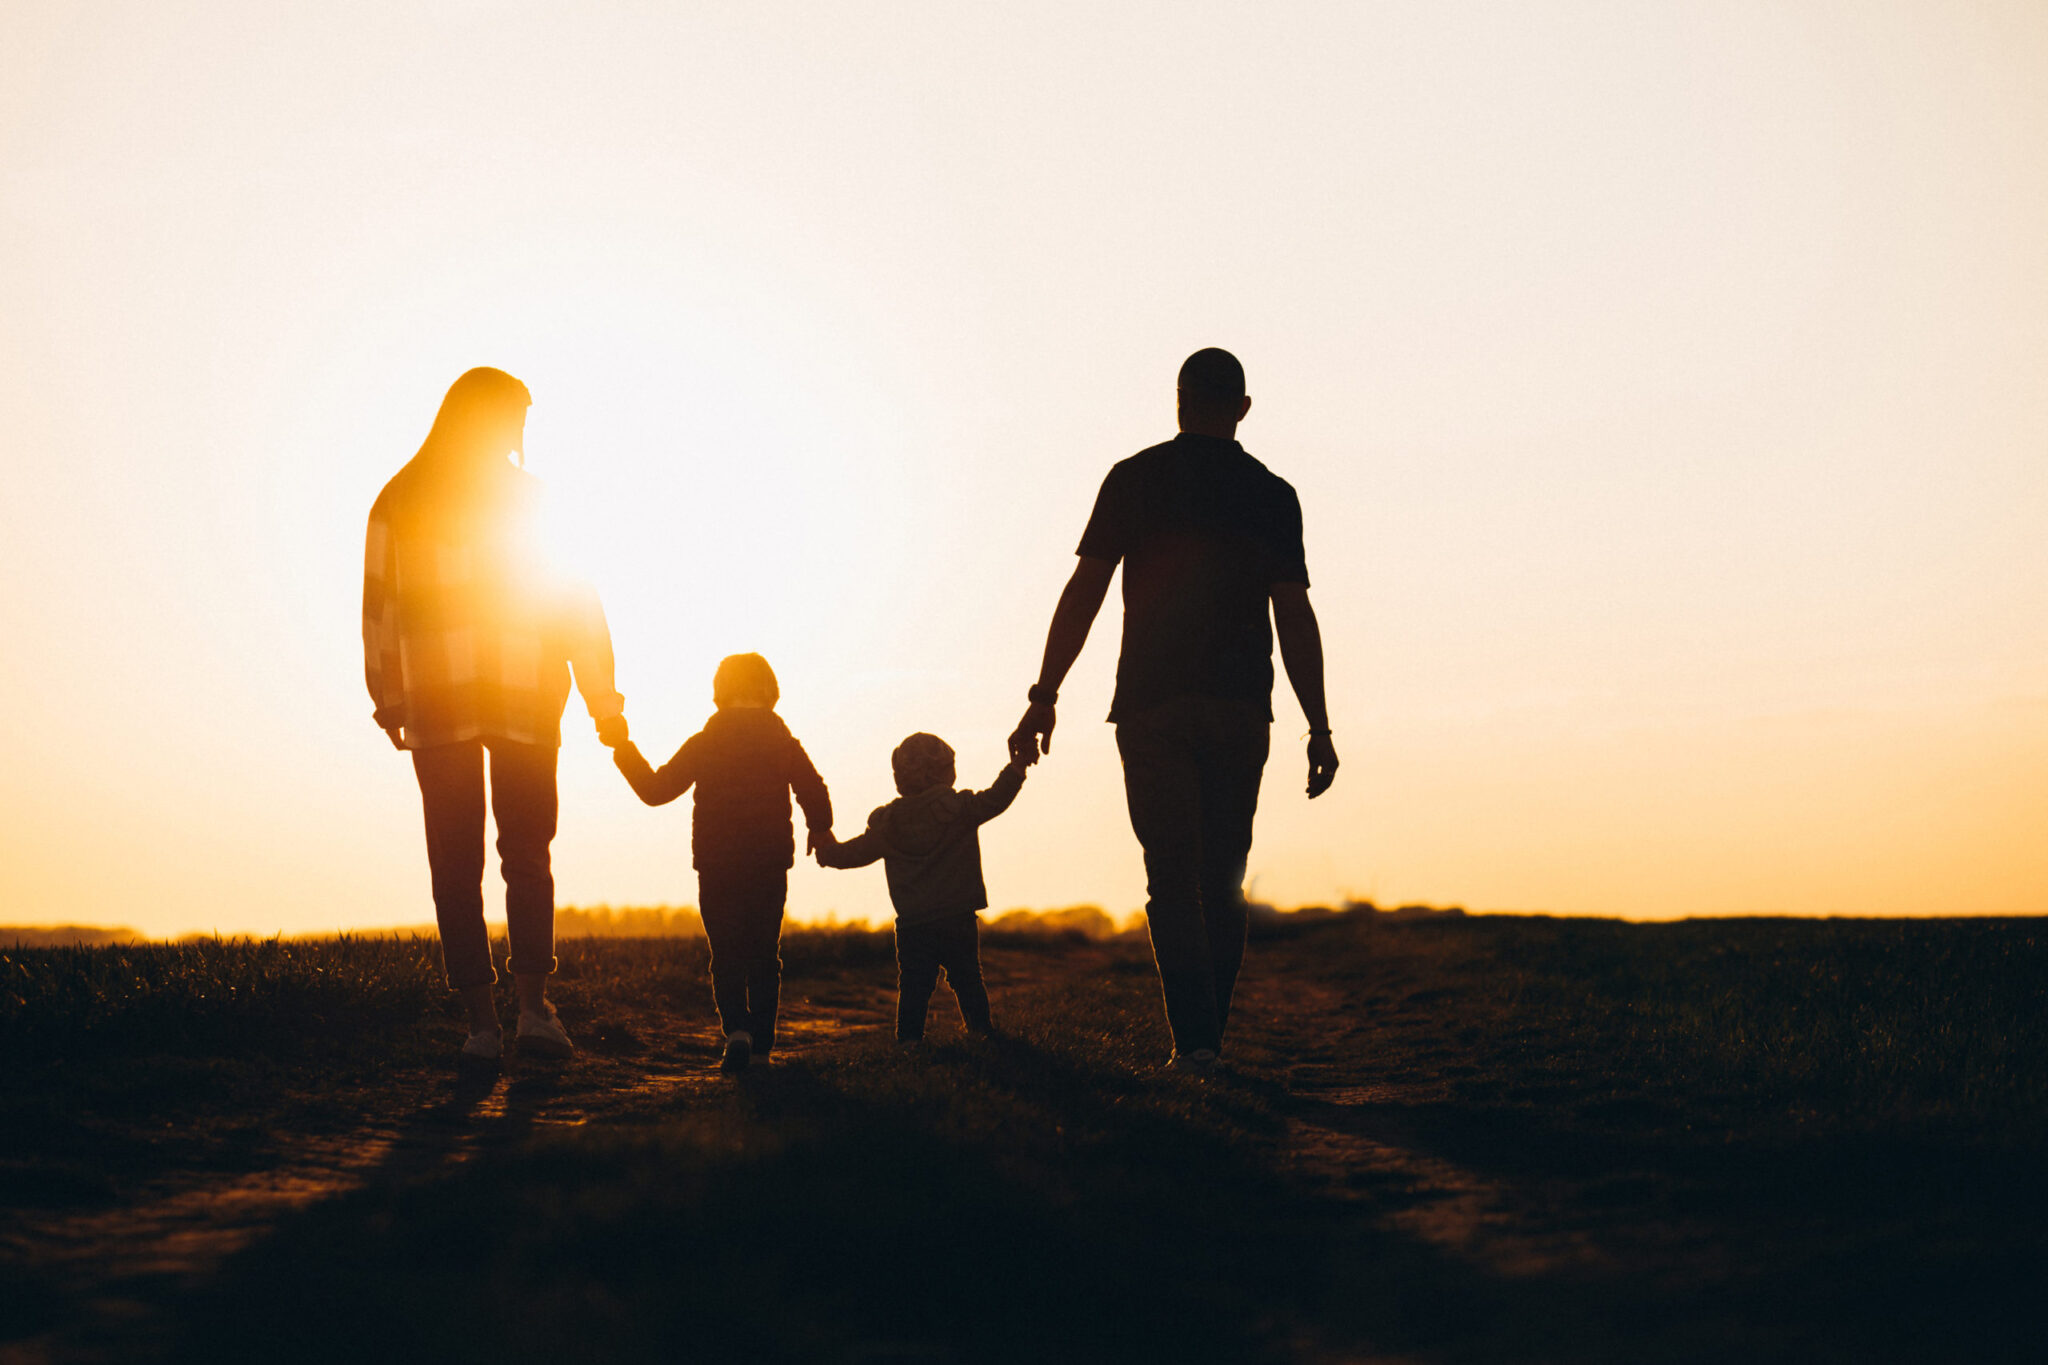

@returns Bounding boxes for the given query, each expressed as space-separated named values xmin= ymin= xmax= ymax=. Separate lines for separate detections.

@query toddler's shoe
xmin=720 ymin=1030 xmax=753 ymax=1073
xmin=516 ymin=1003 xmax=575 ymax=1059
xmin=1168 ymin=1048 xmax=1218 ymax=1074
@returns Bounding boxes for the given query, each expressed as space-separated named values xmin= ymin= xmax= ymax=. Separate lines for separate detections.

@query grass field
xmin=3 ymin=913 xmax=2044 ymax=1363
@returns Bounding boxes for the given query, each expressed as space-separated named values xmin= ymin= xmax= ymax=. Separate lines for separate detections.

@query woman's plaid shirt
xmin=363 ymin=461 xmax=623 ymax=750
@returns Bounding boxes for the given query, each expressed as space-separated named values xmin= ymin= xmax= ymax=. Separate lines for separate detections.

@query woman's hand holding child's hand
xmin=596 ymin=714 xmax=630 ymax=748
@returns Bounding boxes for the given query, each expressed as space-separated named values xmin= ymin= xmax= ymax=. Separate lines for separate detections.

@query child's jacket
xmin=614 ymin=708 xmax=831 ymax=872
xmin=818 ymin=763 xmax=1025 ymax=926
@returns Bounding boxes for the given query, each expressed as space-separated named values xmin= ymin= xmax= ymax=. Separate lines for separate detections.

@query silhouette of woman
xmin=362 ymin=367 xmax=627 ymax=1061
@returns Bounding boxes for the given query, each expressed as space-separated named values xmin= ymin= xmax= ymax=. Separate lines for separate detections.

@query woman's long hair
xmin=391 ymin=367 xmax=533 ymax=549
xmin=412 ymin=366 xmax=531 ymax=471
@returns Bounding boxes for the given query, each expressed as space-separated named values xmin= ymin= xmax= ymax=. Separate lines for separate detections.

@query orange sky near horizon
xmin=2 ymin=1 xmax=2045 ymax=937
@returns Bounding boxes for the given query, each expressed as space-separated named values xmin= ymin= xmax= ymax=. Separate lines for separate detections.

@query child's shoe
xmin=1168 ymin=1048 xmax=1218 ymax=1074
xmin=720 ymin=1030 xmax=754 ymax=1073
xmin=516 ymin=1003 xmax=575 ymax=1059
xmin=461 ymin=1028 xmax=504 ymax=1061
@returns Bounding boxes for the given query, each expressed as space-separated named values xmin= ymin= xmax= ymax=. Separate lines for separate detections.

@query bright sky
xmin=3 ymin=1 xmax=2044 ymax=936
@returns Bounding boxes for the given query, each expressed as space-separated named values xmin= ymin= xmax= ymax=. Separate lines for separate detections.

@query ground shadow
xmin=163 ymin=1040 xmax=1496 ymax=1364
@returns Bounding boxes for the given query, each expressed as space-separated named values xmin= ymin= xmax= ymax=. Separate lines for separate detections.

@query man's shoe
xmin=1168 ymin=1048 xmax=1218 ymax=1074
xmin=720 ymin=1030 xmax=754 ymax=1073
xmin=515 ymin=1004 xmax=574 ymax=1059
xmin=461 ymin=1029 xmax=504 ymax=1061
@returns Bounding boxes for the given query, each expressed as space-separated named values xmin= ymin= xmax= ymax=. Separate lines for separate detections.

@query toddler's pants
xmin=895 ymin=912 xmax=991 ymax=1042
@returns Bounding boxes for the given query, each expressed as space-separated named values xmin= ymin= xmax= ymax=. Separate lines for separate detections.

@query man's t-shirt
xmin=1075 ymin=433 xmax=1309 ymax=722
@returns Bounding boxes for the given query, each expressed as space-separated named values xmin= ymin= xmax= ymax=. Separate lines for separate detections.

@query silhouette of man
xmin=1009 ymin=348 xmax=1336 ymax=1070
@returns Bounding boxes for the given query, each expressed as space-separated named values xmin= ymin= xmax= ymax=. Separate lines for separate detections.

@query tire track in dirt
xmin=1232 ymin=965 xmax=1610 ymax=1281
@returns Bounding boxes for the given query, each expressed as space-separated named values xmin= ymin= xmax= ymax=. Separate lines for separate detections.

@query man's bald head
xmin=1176 ymin=347 xmax=1252 ymax=436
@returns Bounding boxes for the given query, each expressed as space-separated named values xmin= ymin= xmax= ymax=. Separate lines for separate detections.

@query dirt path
xmin=6 ymin=944 xmax=1595 ymax=1364
xmin=0 ymin=937 xmax=1735 ymax=1363
xmin=1 ymin=984 xmax=897 ymax=1365
xmin=1231 ymin=969 xmax=1595 ymax=1281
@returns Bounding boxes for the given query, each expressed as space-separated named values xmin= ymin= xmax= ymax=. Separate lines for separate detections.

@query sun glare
xmin=362 ymin=256 xmax=915 ymax=754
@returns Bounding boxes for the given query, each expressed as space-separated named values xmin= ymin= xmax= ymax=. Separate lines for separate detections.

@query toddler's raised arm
xmin=969 ymin=759 xmax=1029 ymax=825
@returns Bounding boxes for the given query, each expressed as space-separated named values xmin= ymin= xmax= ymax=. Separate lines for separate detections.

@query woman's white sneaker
xmin=461 ymin=1029 xmax=504 ymax=1061
xmin=515 ymin=1004 xmax=575 ymax=1059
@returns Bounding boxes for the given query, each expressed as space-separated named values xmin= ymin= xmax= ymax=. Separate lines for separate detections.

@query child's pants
xmin=698 ymin=864 xmax=786 ymax=1054
xmin=895 ymin=912 xmax=991 ymax=1042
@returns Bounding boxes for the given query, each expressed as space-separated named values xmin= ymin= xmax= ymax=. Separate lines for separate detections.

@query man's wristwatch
xmin=1027 ymin=684 xmax=1059 ymax=706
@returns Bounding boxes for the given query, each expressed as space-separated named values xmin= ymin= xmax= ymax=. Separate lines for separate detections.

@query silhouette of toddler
xmin=815 ymin=733 xmax=1027 ymax=1043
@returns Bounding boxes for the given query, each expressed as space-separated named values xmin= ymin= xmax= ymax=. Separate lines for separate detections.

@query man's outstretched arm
xmin=1271 ymin=581 xmax=1338 ymax=797
xmin=1009 ymin=555 xmax=1116 ymax=762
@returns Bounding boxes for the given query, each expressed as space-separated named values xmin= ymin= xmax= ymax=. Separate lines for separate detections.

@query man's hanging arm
xmin=1271 ymin=581 xmax=1338 ymax=797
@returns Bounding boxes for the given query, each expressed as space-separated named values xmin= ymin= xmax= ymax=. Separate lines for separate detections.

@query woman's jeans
xmin=412 ymin=739 xmax=559 ymax=991
xmin=698 ymin=864 xmax=787 ymax=1053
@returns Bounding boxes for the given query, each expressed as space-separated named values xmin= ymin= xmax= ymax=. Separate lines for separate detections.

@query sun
xmin=472 ymin=274 xmax=911 ymax=736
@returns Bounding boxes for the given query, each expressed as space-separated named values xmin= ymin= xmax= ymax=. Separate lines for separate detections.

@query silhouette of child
xmin=815 ymin=733 xmax=1027 ymax=1043
xmin=607 ymin=653 xmax=830 ymax=1072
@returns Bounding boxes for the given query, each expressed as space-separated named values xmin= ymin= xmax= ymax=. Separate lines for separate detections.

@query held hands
xmin=807 ymin=827 xmax=837 ymax=864
xmin=1008 ymin=702 xmax=1055 ymax=766
xmin=1306 ymin=733 xmax=1339 ymax=798
xmin=595 ymin=714 xmax=631 ymax=749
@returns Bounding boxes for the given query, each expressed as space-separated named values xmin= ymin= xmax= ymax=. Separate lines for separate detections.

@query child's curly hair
xmin=891 ymin=732 xmax=956 ymax=796
xmin=712 ymin=653 xmax=779 ymax=709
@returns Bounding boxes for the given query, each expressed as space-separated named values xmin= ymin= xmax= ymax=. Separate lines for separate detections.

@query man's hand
xmin=1009 ymin=702 xmax=1055 ymax=764
xmin=382 ymin=725 xmax=407 ymax=752
xmin=595 ymin=714 xmax=630 ymax=749
xmin=1306 ymin=734 xmax=1339 ymax=798
xmin=1010 ymin=558 xmax=1112 ymax=766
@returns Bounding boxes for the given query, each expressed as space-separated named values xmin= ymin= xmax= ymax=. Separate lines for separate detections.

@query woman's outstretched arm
xmin=563 ymin=581 xmax=627 ymax=738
